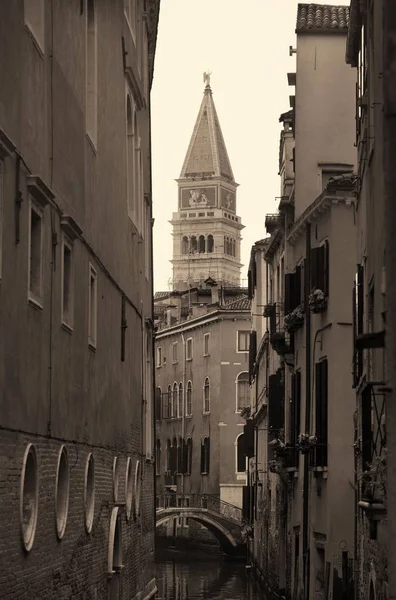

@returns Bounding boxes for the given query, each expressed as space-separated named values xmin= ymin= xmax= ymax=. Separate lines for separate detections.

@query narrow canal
xmin=155 ymin=546 xmax=262 ymax=599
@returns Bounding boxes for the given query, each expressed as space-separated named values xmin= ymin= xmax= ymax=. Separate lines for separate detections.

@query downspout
xmin=302 ymin=222 xmax=311 ymax=599
xmin=181 ymin=332 xmax=186 ymax=498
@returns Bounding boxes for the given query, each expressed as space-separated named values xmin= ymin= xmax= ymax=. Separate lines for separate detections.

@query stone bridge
xmin=156 ymin=494 xmax=246 ymax=556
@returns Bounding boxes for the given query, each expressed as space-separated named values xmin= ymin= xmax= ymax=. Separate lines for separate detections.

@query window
xmin=172 ymin=382 xmax=178 ymax=418
xmin=88 ymin=264 xmax=97 ymax=349
xmin=200 ymin=437 xmax=210 ymax=474
xmin=181 ymin=236 xmax=189 ymax=254
xmin=204 ymin=333 xmax=210 ymax=356
xmin=237 ymin=330 xmax=250 ymax=353
xmin=314 ymin=359 xmax=328 ymax=467
xmin=164 ymin=385 xmax=172 ymax=419
xmin=310 ymin=241 xmax=329 ymax=297
xmin=28 ymin=201 xmax=44 ymax=306
xmin=177 ymin=437 xmax=183 ymax=474
xmin=155 ymin=440 xmax=161 ymax=476
xmin=172 ymin=342 xmax=178 ymax=364
xmin=186 ymin=338 xmax=193 ymax=360
xmin=166 ymin=439 xmax=171 ymax=471
xmin=61 ymin=237 xmax=74 ymax=329
xmin=203 ymin=377 xmax=210 ymax=414
xmin=20 ymin=444 xmax=39 ymax=552
xmin=184 ymin=438 xmax=192 ymax=475
xmin=134 ymin=114 xmax=142 ymax=232
xmin=86 ymin=0 xmax=97 ymax=146
xmin=236 ymin=434 xmax=247 ymax=473
xmin=207 ymin=234 xmax=214 ymax=253
xmin=84 ymin=454 xmax=95 ymax=533
xmin=186 ymin=381 xmax=192 ymax=416
xmin=24 ymin=0 xmax=45 ymax=53
xmin=190 ymin=236 xmax=197 ymax=253
xmin=178 ymin=382 xmax=183 ymax=418
xmin=290 ymin=371 xmax=301 ymax=468
xmin=156 ymin=346 xmax=162 ymax=368
xmin=55 ymin=446 xmax=70 ymax=540
xmin=236 ymin=372 xmax=249 ymax=412
xmin=113 ymin=457 xmax=120 ymax=502
xmin=198 ymin=235 xmax=205 ymax=253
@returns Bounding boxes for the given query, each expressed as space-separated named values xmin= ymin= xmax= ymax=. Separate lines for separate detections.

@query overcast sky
xmin=151 ymin=0 xmax=332 ymax=292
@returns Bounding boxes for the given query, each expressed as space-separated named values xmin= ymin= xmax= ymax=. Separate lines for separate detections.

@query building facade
xmin=154 ymin=79 xmax=252 ymax=544
xmin=247 ymin=5 xmax=358 ymax=599
xmin=0 ymin=2 xmax=159 ymax=599
xmin=346 ymin=2 xmax=388 ymax=598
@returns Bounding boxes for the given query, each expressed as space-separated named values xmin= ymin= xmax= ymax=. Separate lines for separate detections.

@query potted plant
xmin=308 ymin=289 xmax=327 ymax=313
xmin=284 ymin=305 xmax=305 ymax=333
xmin=296 ymin=433 xmax=317 ymax=454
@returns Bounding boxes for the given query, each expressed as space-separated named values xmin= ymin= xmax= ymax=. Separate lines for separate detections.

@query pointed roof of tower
xmin=179 ymin=76 xmax=235 ymax=182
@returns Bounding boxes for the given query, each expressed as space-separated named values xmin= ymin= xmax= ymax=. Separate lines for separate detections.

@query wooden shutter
xmin=206 ymin=438 xmax=210 ymax=473
xmin=244 ymin=419 xmax=255 ymax=458
xmin=268 ymin=370 xmax=285 ymax=434
xmin=284 ymin=273 xmax=292 ymax=315
xmin=269 ymin=304 xmax=277 ymax=334
xmin=323 ymin=241 xmax=329 ymax=296
xmin=357 ymin=265 xmax=364 ymax=380
xmin=249 ymin=330 xmax=257 ymax=383
xmin=310 ymin=247 xmax=320 ymax=291
xmin=315 ymin=360 xmax=328 ymax=466
xmin=200 ymin=440 xmax=205 ymax=473
xmin=182 ymin=440 xmax=188 ymax=474
xmin=295 ymin=265 xmax=302 ymax=307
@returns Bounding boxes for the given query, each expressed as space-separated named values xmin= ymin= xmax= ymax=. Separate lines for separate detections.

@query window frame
xmin=203 ymin=377 xmax=210 ymax=414
xmin=172 ymin=341 xmax=178 ymax=364
xmin=27 ymin=198 xmax=45 ymax=309
xmin=237 ymin=330 xmax=250 ymax=353
xmin=204 ymin=333 xmax=210 ymax=356
xmin=236 ymin=371 xmax=249 ymax=413
xmin=186 ymin=337 xmax=193 ymax=361
xmin=0 ymin=160 xmax=3 ymax=280
xmin=88 ymin=263 xmax=98 ymax=350
xmin=61 ymin=235 xmax=74 ymax=331
xmin=236 ymin=433 xmax=248 ymax=474
xmin=156 ymin=346 xmax=162 ymax=368
xmin=200 ymin=437 xmax=210 ymax=475
xmin=186 ymin=380 xmax=193 ymax=417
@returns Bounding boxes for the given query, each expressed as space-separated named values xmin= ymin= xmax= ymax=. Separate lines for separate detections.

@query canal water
xmin=155 ymin=546 xmax=263 ymax=600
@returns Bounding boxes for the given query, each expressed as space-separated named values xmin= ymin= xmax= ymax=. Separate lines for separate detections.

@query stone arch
xmin=156 ymin=512 xmax=239 ymax=554
xmin=181 ymin=236 xmax=189 ymax=254
xmin=207 ymin=235 xmax=214 ymax=253
xmin=190 ymin=236 xmax=197 ymax=253
xmin=108 ymin=507 xmax=123 ymax=574
xmin=198 ymin=235 xmax=205 ymax=253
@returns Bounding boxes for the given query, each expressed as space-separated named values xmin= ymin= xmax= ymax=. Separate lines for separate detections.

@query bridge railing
xmin=156 ymin=493 xmax=243 ymax=523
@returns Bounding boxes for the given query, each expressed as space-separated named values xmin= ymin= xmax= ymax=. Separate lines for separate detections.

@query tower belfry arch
xmin=170 ymin=74 xmax=244 ymax=291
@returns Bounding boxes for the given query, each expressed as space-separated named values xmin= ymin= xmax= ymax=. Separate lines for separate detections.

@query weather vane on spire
xmin=203 ymin=70 xmax=212 ymax=87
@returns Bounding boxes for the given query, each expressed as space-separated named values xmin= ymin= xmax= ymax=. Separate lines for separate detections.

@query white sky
xmin=151 ymin=0 xmax=331 ymax=292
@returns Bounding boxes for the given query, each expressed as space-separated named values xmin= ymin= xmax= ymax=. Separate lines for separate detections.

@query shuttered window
xmin=290 ymin=371 xmax=301 ymax=467
xmin=200 ymin=437 xmax=210 ymax=474
xmin=268 ymin=370 xmax=285 ymax=435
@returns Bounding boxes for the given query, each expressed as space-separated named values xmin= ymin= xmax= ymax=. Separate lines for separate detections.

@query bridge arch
xmin=156 ymin=509 xmax=241 ymax=555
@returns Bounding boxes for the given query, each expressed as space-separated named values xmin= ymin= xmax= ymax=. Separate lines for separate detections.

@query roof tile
xmin=296 ymin=4 xmax=349 ymax=32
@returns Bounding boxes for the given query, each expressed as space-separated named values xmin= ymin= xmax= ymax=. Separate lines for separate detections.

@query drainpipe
xmin=302 ymin=222 xmax=311 ymax=599
xmin=181 ymin=333 xmax=186 ymax=499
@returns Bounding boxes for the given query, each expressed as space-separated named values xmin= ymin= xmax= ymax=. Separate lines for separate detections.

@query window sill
xmin=185 ymin=414 xmax=193 ymax=419
xmin=61 ymin=321 xmax=73 ymax=335
xmin=28 ymin=295 xmax=43 ymax=312
xmin=204 ymin=353 xmax=210 ymax=357
xmin=201 ymin=472 xmax=209 ymax=476
xmin=172 ymin=361 xmax=178 ymax=365
xmin=186 ymin=358 xmax=193 ymax=362
xmin=310 ymin=466 xmax=328 ymax=479
xmin=156 ymin=365 xmax=162 ymax=369
xmin=203 ymin=412 xmax=210 ymax=416
xmin=236 ymin=350 xmax=249 ymax=354
xmin=88 ymin=341 xmax=97 ymax=353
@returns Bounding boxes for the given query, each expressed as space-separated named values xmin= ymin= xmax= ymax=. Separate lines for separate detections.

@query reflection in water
xmin=155 ymin=549 xmax=262 ymax=600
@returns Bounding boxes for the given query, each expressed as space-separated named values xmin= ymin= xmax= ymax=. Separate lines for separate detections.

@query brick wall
xmin=0 ymin=429 xmax=155 ymax=600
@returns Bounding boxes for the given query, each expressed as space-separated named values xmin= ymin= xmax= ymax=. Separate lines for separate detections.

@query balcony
xmin=265 ymin=213 xmax=281 ymax=235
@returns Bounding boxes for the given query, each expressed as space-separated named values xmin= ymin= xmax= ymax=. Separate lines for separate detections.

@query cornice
xmin=287 ymin=192 xmax=354 ymax=245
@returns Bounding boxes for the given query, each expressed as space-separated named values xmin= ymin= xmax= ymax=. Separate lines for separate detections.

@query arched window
xmin=198 ymin=235 xmax=206 ymax=253
xmin=86 ymin=0 xmax=97 ymax=145
xmin=172 ymin=382 xmax=178 ymax=418
xmin=134 ymin=113 xmax=141 ymax=230
xmin=203 ymin=377 xmax=210 ymax=414
xmin=207 ymin=235 xmax=214 ymax=253
xmin=190 ymin=236 xmax=197 ymax=253
xmin=177 ymin=437 xmax=183 ymax=474
xmin=186 ymin=381 xmax=192 ymax=416
xmin=224 ymin=235 xmax=227 ymax=254
xmin=182 ymin=236 xmax=189 ymax=254
xmin=236 ymin=434 xmax=247 ymax=473
xmin=167 ymin=384 xmax=172 ymax=419
xmin=236 ymin=372 xmax=249 ymax=412
xmin=166 ymin=439 xmax=171 ymax=471
xmin=155 ymin=440 xmax=161 ymax=476
xmin=178 ymin=382 xmax=183 ymax=418
xmin=232 ymin=238 xmax=236 ymax=257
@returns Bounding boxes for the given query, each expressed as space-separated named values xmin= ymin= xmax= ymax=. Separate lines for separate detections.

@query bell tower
xmin=170 ymin=74 xmax=244 ymax=291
